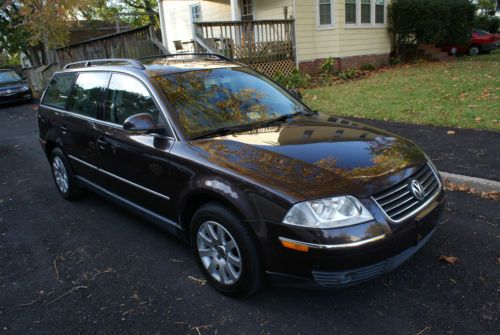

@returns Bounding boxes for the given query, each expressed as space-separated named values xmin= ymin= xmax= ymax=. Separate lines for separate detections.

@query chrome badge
xmin=410 ymin=179 xmax=425 ymax=201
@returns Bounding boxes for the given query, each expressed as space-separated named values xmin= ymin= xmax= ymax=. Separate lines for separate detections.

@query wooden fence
xmin=55 ymin=25 xmax=166 ymax=67
xmin=194 ymin=19 xmax=296 ymax=77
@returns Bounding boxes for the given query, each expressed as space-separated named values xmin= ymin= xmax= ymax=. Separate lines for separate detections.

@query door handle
xmin=60 ymin=125 xmax=67 ymax=134
xmin=96 ymin=137 xmax=108 ymax=150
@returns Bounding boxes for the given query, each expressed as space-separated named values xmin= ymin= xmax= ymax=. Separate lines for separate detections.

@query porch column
xmin=230 ymin=0 xmax=240 ymax=21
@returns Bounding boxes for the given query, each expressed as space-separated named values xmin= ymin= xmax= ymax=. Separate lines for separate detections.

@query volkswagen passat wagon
xmin=38 ymin=55 xmax=444 ymax=296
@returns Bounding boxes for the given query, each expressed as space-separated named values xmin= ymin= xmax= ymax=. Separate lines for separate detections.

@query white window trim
xmin=344 ymin=0 xmax=387 ymax=29
xmin=189 ymin=3 xmax=202 ymax=23
xmin=317 ymin=0 xmax=335 ymax=30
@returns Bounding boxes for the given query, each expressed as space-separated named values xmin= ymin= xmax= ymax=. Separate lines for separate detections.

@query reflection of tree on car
xmin=152 ymin=68 xmax=306 ymax=139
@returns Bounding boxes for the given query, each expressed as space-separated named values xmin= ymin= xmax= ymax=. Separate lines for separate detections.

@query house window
xmin=318 ymin=0 xmax=334 ymax=27
xmin=190 ymin=4 xmax=202 ymax=22
xmin=361 ymin=0 xmax=371 ymax=24
xmin=375 ymin=0 xmax=385 ymax=24
xmin=345 ymin=0 xmax=356 ymax=24
xmin=241 ymin=0 xmax=254 ymax=21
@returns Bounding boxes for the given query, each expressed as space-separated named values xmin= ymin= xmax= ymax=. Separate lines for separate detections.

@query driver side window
xmin=104 ymin=73 xmax=162 ymax=126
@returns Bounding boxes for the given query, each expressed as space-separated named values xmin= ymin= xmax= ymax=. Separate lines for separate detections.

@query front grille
xmin=372 ymin=163 xmax=441 ymax=223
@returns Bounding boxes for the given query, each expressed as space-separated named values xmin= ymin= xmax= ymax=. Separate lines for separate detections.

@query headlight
xmin=283 ymin=196 xmax=374 ymax=229
xmin=21 ymin=85 xmax=30 ymax=91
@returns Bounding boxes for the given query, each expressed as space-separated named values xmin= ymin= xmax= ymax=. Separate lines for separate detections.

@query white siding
xmin=294 ymin=0 xmax=391 ymax=62
xmin=200 ymin=0 xmax=232 ymax=21
xmin=254 ymin=0 xmax=292 ymax=20
xmin=160 ymin=0 xmax=200 ymax=52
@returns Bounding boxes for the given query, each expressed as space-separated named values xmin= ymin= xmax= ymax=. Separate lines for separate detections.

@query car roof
xmin=143 ymin=59 xmax=242 ymax=77
xmin=58 ymin=54 xmax=245 ymax=78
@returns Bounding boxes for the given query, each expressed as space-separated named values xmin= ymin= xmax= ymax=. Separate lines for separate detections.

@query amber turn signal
xmin=280 ymin=240 xmax=309 ymax=252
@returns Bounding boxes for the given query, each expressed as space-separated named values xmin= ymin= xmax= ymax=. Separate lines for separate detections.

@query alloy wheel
xmin=52 ymin=156 xmax=69 ymax=194
xmin=196 ymin=220 xmax=242 ymax=285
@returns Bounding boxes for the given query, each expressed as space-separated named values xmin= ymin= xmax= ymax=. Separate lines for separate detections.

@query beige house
xmin=157 ymin=0 xmax=392 ymax=74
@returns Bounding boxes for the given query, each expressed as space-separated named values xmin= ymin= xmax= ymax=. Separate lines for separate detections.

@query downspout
xmin=292 ymin=0 xmax=299 ymax=68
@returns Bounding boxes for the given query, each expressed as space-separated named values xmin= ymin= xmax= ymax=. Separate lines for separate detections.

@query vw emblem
xmin=410 ymin=179 xmax=425 ymax=201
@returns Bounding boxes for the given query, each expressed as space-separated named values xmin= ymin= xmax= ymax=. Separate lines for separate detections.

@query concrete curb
xmin=440 ymin=171 xmax=500 ymax=193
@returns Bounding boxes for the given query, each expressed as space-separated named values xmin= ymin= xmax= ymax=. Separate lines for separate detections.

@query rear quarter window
xmin=42 ymin=73 xmax=76 ymax=109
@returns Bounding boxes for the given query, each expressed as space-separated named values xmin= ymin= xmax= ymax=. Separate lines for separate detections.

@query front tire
xmin=50 ymin=148 xmax=82 ymax=200
xmin=190 ymin=203 xmax=264 ymax=297
xmin=469 ymin=45 xmax=480 ymax=56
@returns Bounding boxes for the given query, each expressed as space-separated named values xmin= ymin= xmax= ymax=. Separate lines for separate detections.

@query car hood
xmin=188 ymin=114 xmax=427 ymax=202
xmin=0 ymin=80 xmax=27 ymax=90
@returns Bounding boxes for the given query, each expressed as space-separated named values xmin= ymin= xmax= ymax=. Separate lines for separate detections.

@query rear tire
xmin=469 ymin=45 xmax=480 ymax=56
xmin=50 ymin=148 xmax=82 ymax=200
xmin=190 ymin=203 xmax=264 ymax=297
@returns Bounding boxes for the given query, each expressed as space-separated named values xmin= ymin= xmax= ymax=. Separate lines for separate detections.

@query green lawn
xmin=304 ymin=50 xmax=500 ymax=131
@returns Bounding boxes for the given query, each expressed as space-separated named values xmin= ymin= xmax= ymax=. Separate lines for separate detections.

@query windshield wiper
xmin=190 ymin=125 xmax=256 ymax=140
xmin=190 ymin=111 xmax=312 ymax=140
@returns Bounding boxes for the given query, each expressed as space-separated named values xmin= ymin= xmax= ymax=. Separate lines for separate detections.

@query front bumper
xmin=482 ymin=41 xmax=500 ymax=52
xmin=263 ymin=189 xmax=445 ymax=289
xmin=0 ymin=90 xmax=32 ymax=104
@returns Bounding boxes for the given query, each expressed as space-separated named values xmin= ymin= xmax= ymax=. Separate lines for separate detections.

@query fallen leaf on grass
xmin=439 ymin=255 xmax=458 ymax=264
xmin=475 ymin=117 xmax=482 ymax=122
xmin=446 ymin=130 xmax=455 ymax=135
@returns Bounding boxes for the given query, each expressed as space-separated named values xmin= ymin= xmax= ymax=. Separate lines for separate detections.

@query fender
xmin=177 ymin=174 xmax=260 ymax=228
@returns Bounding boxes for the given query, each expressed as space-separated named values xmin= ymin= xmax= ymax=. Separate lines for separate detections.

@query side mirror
xmin=289 ymin=89 xmax=302 ymax=100
xmin=123 ymin=113 xmax=163 ymax=134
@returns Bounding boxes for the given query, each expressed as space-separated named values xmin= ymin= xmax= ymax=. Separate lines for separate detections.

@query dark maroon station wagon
xmin=37 ymin=55 xmax=444 ymax=296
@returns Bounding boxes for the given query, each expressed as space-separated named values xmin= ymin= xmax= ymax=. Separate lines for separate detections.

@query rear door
xmin=96 ymin=72 xmax=177 ymax=221
xmin=38 ymin=72 xmax=77 ymax=151
xmin=63 ymin=71 xmax=110 ymax=183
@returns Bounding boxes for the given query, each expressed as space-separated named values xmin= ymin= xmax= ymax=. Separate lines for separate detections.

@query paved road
xmin=0 ymin=103 xmax=499 ymax=334
xmin=354 ymin=118 xmax=500 ymax=182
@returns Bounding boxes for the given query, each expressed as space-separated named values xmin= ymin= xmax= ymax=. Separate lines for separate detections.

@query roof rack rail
xmin=63 ymin=58 xmax=145 ymax=70
xmin=138 ymin=53 xmax=232 ymax=62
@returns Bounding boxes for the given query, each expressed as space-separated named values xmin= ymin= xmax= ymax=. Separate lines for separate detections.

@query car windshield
xmin=473 ymin=29 xmax=490 ymax=36
xmin=152 ymin=68 xmax=309 ymax=139
xmin=0 ymin=70 xmax=21 ymax=83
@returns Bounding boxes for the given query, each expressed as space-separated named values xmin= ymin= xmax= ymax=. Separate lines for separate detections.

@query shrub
xmin=389 ymin=57 xmax=402 ymax=66
xmin=273 ymin=69 xmax=310 ymax=90
xmin=475 ymin=15 xmax=500 ymax=33
xmin=320 ymin=57 xmax=337 ymax=75
xmin=389 ymin=0 xmax=475 ymax=56
xmin=337 ymin=68 xmax=359 ymax=81
xmin=360 ymin=64 xmax=375 ymax=71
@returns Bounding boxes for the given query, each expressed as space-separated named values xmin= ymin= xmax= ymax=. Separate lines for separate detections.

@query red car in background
xmin=442 ymin=29 xmax=500 ymax=56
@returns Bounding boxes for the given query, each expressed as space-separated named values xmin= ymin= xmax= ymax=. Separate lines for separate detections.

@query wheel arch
xmin=178 ymin=188 xmax=259 ymax=244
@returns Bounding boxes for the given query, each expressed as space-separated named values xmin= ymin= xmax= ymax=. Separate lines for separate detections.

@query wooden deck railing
xmin=193 ymin=19 xmax=295 ymax=65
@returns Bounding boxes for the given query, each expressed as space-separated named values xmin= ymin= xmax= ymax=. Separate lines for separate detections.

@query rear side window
xmin=103 ymin=73 xmax=161 ymax=125
xmin=42 ymin=73 xmax=76 ymax=109
xmin=67 ymin=72 xmax=110 ymax=119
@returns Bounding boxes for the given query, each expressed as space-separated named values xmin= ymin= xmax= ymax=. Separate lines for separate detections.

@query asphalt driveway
xmin=0 ymin=103 xmax=499 ymax=334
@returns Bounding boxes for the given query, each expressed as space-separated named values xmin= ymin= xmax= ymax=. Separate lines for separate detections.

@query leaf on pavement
xmin=439 ymin=255 xmax=458 ymax=264
xmin=446 ymin=130 xmax=455 ymax=135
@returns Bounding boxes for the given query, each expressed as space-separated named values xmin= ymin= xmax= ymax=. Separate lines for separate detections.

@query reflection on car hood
xmin=0 ymin=80 xmax=26 ymax=90
xmin=189 ymin=114 xmax=427 ymax=201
